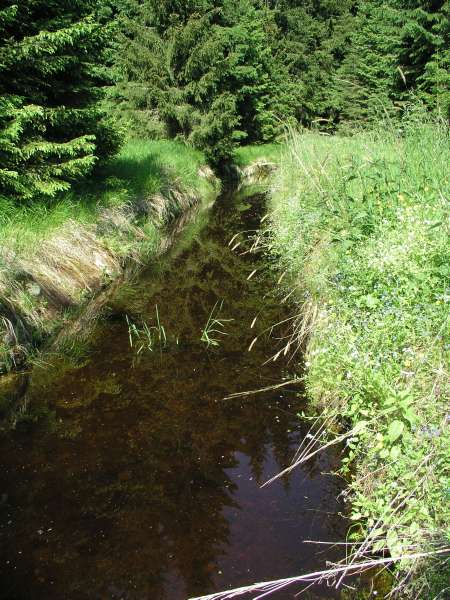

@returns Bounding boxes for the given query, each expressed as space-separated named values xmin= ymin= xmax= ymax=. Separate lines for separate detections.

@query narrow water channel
xmin=0 ymin=187 xmax=348 ymax=600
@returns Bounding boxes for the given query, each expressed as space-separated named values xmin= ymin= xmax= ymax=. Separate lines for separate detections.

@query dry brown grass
xmin=17 ymin=222 xmax=120 ymax=304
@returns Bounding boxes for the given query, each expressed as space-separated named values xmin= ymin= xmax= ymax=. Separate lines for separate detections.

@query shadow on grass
xmin=73 ymin=142 xmax=170 ymax=208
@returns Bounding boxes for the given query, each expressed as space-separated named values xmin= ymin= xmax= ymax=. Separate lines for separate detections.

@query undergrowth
xmin=268 ymin=115 xmax=449 ymax=597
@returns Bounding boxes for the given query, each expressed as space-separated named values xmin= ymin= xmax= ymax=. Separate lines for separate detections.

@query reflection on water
xmin=0 ymin=188 xmax=347 ymax=599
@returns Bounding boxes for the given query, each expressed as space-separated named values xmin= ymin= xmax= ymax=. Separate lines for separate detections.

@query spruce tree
xmin=0 ymin=1 xmax=120 ymax=203
xmin=333 ymin=0 xmax=450 ymax=125
xmin=117 ymin=0 xmax=295 ymax=164
xmin=332 ymin=1 xmax=401 ymax=123
xmin=421 ymin=1 xmax=450 ymax=118
xmin=269 ymin=0 xmax=355 ymax=126
xmin=394 ymin=0 xmax=450 ymax=117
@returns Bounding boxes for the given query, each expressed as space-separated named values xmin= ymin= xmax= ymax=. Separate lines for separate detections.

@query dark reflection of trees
xmin=0 ymin=190 xmax=338 ymax=600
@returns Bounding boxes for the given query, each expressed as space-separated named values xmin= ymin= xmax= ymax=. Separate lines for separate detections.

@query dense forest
xmin=1 ymin=0 xmax=449 ymax=201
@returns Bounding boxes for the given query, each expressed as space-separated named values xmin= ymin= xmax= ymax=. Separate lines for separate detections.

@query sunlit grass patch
xmin=233 ymin=143 xmax=284 ymax=168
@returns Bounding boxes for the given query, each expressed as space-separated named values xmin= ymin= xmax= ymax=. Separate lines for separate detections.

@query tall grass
xmin=267 ymin=115 xmax=449 ymax=597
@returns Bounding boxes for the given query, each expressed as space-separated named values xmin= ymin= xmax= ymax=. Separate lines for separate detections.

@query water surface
xmin=0 ymin=187 xmax=347 ymax=599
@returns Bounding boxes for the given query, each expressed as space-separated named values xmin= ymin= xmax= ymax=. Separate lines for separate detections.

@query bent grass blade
xmin=125 ymin=305 xmax=167 ymax=355
xmin=201 ymin=300 xmax=234 ymax=348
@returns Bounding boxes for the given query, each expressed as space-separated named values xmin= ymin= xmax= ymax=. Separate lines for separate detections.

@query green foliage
xmin=117 ymin=0 xmax=298 ymax=164
xmin=268 ymin=117 xmax=450 ymax=595
xmin=2 ymin=0 xmax=449 ymax=183
xmin=335 ymin=0 xmax=450 ymax=124
xmin=115 ymin=0 xmax=450 ymax=149
xmin=269 ymin=0 xmax=355 ymax=126
xmin=415 ymin=0 xmax=450 ymax=117
xmin=0 ymin=0 xmax=121 ymax=203
xmin=333 ymin=1 xmax=401 ymax=122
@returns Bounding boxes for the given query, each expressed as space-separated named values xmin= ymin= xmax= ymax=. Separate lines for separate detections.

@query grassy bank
xmin=267 ymin=119 xmax=449 ymax=596
xmin=232 ymin=143 xmax=284 ymax=183
xmin=0 ymin=140 xmax=218 ymax=375
xmin=233 ymin=143 xmax=283 ymax=168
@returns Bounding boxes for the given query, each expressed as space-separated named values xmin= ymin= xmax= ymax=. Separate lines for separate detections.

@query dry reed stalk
xmin=188 ymin=550 xmax=450 ymax=600
xmin=293 ymin=300 xmax=319 ymax=346
xmin=248 ymin=337 xmax=258 ymax=351
xmin=222 ymin=379 xmax=301 ymax=400
xmin=289 ymin=415 xmax=335 ymax=469
xmin=260 ymin=298 xmax=319 ymax=367
xmin=262 ymin=420 xmax=356 ymax=489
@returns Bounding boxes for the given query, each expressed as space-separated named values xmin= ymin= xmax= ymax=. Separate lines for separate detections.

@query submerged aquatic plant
xmin=154 ymin=304 xmax=167 ymax=347
xmin=125 ymin=305 xmax=167 ymax=354
xmin=200 ymin=300 xmax=233 ymax=348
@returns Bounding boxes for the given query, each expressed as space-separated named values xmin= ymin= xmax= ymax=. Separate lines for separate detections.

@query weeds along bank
xmin=267 ymin=120 xmax=449 ymax=596
xmin=0 ymin=140 xmax=219 ymax=375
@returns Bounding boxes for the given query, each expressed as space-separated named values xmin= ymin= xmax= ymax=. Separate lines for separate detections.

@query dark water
xmin=0 ymin=188 xmax=348 ymax=600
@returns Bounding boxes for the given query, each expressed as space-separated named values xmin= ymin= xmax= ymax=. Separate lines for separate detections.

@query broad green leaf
xmin=390 ymin=445 xmax=401 ymax=460
xmin=387 ymin=420 xmax=404 ymax=444
xmin=365 ymin=294 xmax=378 ymax=308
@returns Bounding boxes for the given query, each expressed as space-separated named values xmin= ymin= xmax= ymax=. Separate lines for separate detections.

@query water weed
xmin=201 ymin=301 xmax=234 ymax=348
xmin=125 ymin=305 xmax=167 ymax=355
